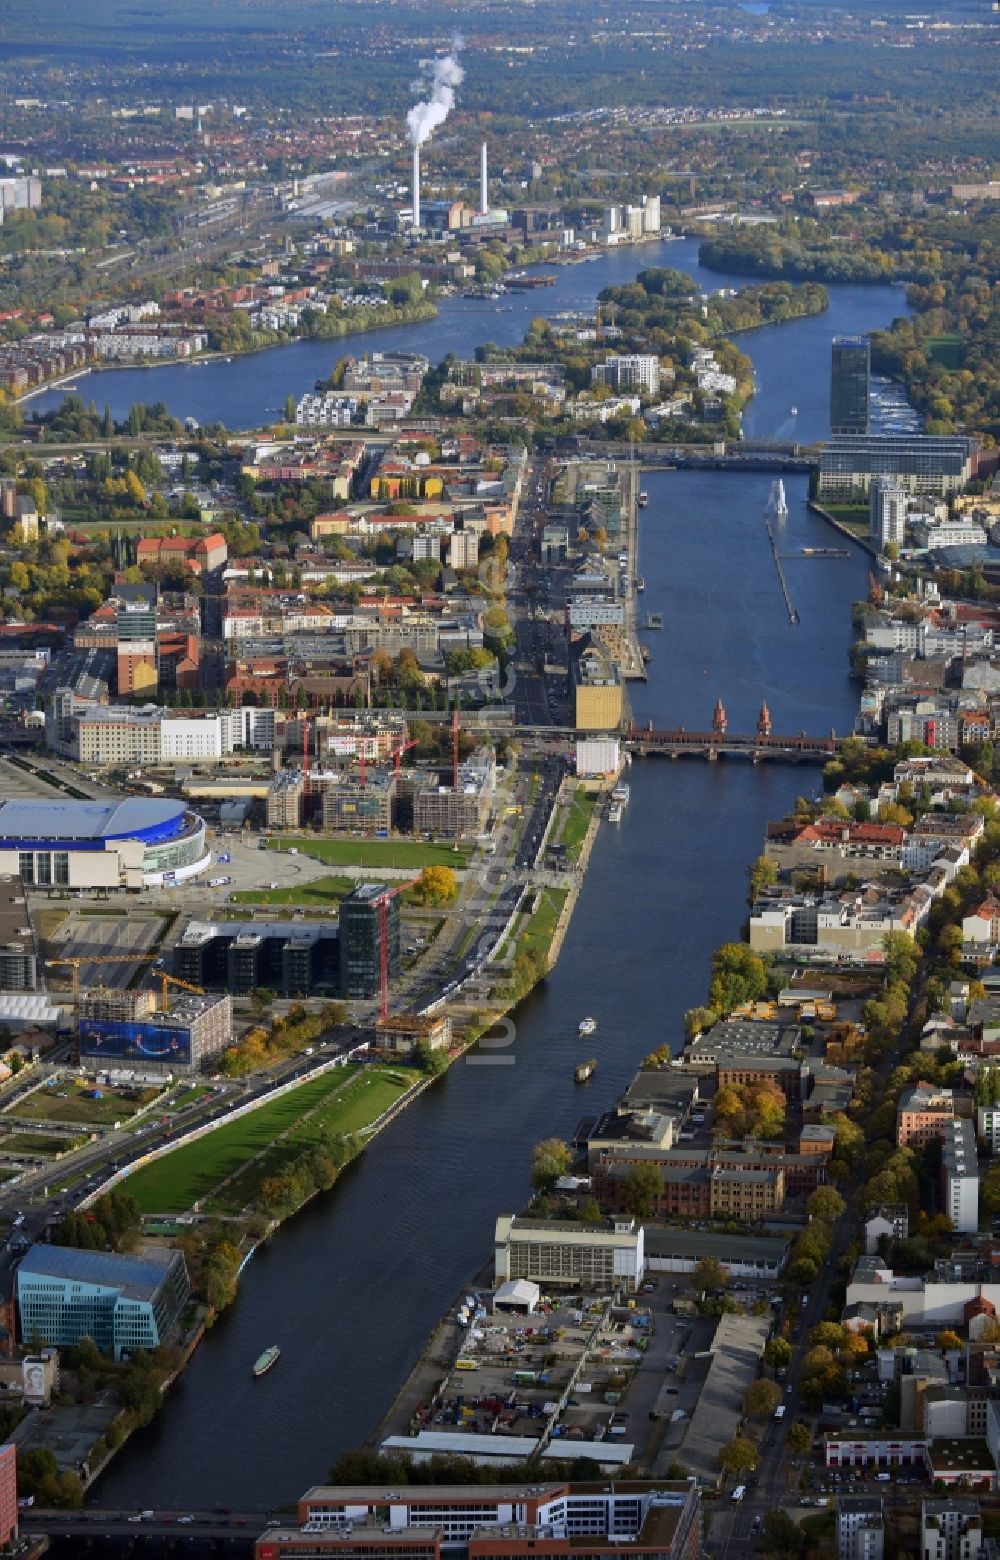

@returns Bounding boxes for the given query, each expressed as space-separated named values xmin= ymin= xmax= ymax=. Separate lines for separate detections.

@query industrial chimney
xmin=480 ymin=142 xmax=488 ymax=215
xmin=412 ymin=143 xmax=421 ymax=229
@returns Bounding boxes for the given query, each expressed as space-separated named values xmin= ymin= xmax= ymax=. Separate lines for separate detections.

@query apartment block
xmin=921 ymin=1498 xmax=984 ymax=1560
xmin=941 ymin=1118 xmax=979 ymax=1235
xmin=897 ymin=1085 xmax=955 ymax=1148
xmin=836 ymin=1497 xmax=884 ymax=1560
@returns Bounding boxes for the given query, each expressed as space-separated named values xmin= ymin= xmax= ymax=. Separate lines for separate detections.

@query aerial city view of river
xmin=89 ymin=253 xmax=910 ymax=1511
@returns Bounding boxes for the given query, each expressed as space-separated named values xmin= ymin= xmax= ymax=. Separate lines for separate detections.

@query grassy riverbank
xmin=123 ymin=1066 xmax=411 ymax=1216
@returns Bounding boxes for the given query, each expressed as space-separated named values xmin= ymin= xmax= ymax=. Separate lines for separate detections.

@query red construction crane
xmin=372 ymin=878 xmax=419 ymax=1019
xmin=391 ymin=738 xmax=418 ymax=777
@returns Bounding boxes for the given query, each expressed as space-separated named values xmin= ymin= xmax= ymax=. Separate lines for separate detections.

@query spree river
xmin=89 ymin=254 xmax=908 ymax=1512
xmin=33 ymin=235 xmax=896 ymax=444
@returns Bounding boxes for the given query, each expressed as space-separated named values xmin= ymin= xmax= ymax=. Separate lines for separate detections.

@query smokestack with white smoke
xmin=407 ymin=50 xmax=464 ymax=227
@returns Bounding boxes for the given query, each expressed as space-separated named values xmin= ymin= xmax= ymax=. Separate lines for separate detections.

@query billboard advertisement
xmin=79 ymin=1018 xmax=192 ymax=1066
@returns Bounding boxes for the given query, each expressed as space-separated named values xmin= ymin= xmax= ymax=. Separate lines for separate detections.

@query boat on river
xmin=638 ymin=492 xmax=649 ymax=508
xmin=578 ymin=1016 xmax=597 ymax=1036
xmin=575 ymin=1058 xmax=597 ymax=1083
xmin=645 ymin=613 xmax=663 ymax=629
xmin=253 ymin=1346 xmax=281 ymax=1378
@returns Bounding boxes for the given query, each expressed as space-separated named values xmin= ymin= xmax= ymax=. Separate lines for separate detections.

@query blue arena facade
xmin=0 ymin=799 xmax=210 ymax=890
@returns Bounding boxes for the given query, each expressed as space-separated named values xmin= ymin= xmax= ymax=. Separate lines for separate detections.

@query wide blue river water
xmin=32 ymin=235 xmax=901 ymax=445
xmin=87 ymin=246 xmax=908 ymax=1512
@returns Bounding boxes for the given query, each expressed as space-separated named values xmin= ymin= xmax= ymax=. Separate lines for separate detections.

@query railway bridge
xmin=624 ymin=700 xmax=843 ymax=763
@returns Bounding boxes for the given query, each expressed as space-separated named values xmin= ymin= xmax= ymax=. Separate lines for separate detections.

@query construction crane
xmin=372 ymin=879 xmax=419 ymax=1021
xmin=159 ymin=972 xmax=205 ymax=1012
xmin=390 ymin=738 xmax=418 ymax=778
xmin=452 ymin=705 xmax=460 ymax=789
xmin=46 ymin=952 xmax=157 ymax=1007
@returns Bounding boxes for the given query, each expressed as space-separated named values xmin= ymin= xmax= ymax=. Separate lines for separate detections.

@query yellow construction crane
xmin=159 ymin=972 xmax=205 ymax=1012
xmin=46 ymin=952 xmax=158 ymax=1006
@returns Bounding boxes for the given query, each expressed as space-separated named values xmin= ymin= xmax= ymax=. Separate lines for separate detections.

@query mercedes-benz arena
xmin=0 ymin=799 xmax=210 ymax=891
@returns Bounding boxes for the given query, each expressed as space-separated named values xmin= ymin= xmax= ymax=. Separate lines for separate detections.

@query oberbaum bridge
xmin=623 ymin=699 xmax=846 ymax=762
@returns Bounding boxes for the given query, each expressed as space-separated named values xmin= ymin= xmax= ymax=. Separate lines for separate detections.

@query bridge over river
xmin=21 ymin=1506 xmax=268 ymax=1548
xmin=624 ymin=699 xmax=846 ymax=762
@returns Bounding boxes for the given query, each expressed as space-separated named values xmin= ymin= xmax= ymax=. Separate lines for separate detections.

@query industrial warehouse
xmin=0 ymin=799 xmax=210 ymax=891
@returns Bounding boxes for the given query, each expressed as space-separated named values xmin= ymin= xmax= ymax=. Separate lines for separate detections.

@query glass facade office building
xmin=16 ymin=1244 xmax=191 ymax=1360
xmin=340 ymin=884 xmax=401 ymax=1000
xmin=818 ymin=433 xmax=975 ymax=499
xmin=830 ymin=336 xmax=871 ymax=436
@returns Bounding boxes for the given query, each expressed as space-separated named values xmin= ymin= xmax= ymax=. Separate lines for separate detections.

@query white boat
xmin=608 ymin=803 xmax=623 ymax=823
xmin=790 ymin=405 xmax=798 ymax=415
xmin=578 ymin=1016 xmax=597 ymax=1035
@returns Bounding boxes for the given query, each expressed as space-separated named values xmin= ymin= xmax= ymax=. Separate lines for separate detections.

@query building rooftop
xmin=687 ymin=1020 xmax=801 ymax=1062
xmin=642 ymin=1227 xmax=789 ymax=1264
xmin=0 ymin=798 xmax=183 ymax=842
xmin=17 ymin=1243 xmax=178 ymax=1303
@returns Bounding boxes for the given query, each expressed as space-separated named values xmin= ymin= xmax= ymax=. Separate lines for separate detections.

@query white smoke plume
xmin=406 ymin=51 xmax=464 ymax=147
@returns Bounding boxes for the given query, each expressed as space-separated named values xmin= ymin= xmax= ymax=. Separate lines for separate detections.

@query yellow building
xmin=572 ymin=638 xmax=623 ymax=731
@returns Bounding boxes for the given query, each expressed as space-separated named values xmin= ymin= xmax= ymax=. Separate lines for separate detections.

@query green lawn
xmin=10 ymin=1083 xmax=160 ymax=1128
xmin=0 ymin=1132 xmax=85 ymax=1156
xmin=171 ymin=1086 xmax=216 ymax=1110
xmin=124 ymin=1066 xmax=412 ymax=1215
xmin=205 ymin=1068 xmax=412 ymax=1215
xmin=816 ymin=504 xmax=869 ymax=538
xmin=558 ymin=787 xmax=597 ymax=858
xmin=518 ymin=888 xmax=568 ymax=963
xmin=927 ymin=332 xmax=964 ymax=369
xmin=264 ymin=837 xmax=473 ymax=870
xmin=232 ymin=875 xmax=356 ymax=908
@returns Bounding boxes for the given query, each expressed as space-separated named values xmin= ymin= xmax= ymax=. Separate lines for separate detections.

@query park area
xmin=264 ymin=837 xmax=473 ymax=871
xmin=231 ymin=875 xmax=355 ymax=908
xmin=557 ymin=787 xmax=597 ymax=859
xmin=517 ymin=888 xmax=568 ymax=964
xmin=6 ymin=1080 xmax=161 ymax=1128
xmin=123 ymin=1065 xmax=414 ymax=1215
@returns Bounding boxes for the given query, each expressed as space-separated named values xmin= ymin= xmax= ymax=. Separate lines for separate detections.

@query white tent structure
xmin=493 ymin=1278 xmax=540 ymax=1314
